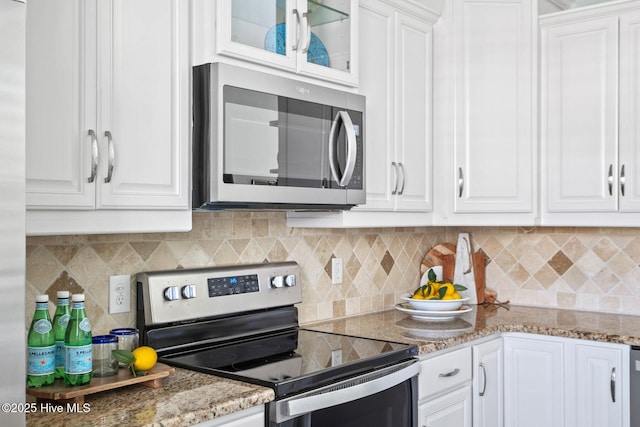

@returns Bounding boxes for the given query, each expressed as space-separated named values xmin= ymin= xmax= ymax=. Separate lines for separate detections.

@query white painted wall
xmin=0 ymin=1 xmax=26 ymax=425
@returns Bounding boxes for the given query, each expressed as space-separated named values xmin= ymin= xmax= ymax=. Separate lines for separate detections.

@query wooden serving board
xmin=26 ymin=363 xmax=174 ymax=404
xmin=420 ymin=242 xmax=456 ymax=281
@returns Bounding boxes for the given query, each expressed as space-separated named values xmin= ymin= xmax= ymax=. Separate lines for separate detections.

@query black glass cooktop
xmin=161 ymin=329 xmax=417 ymax=398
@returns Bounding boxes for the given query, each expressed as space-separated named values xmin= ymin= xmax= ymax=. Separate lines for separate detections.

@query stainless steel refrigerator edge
xmin=0 ymin=0 xmax=26 ymax=424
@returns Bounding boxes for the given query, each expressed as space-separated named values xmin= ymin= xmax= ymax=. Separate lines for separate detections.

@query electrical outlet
xmin=331 ymin=349 xmax=343 ymax=366
xmin=109 ymin=275 xmax=130 ymax=314
xmin=331 ymin=258 xmax=343 ymax=285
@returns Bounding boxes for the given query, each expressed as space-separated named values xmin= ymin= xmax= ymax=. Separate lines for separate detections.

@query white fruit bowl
xmin=401 ymin=294 xmax=469 ymax=312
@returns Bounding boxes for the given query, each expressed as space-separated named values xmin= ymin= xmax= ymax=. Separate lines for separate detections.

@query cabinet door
xmin=542 ymin=16 xmax=618 ymax=212
xmin=356 ymin=0 xmax=395 ymax=210
xmin=452 ymin=0 xmax=534 ymax=213
xmin=418 ymin=386 xmax=472 ymax=427
xmin=216 ymin=0 xmax=298 ymax=71
xmin=96 ymin=0 xmax=190 ymax=209
xmin=571 ymin=343 xmax=625 ymax=427
xmin=619 ymin=11 xmax=640 ymax=212
xmin=25 ymin=0 xmax=97 ymax=209
xmin=394 ymin=12 xmax=433 ymax=212
xmin=473 ymin=339 xmax=503 ymax=427
xmin=503 ymin=336 xmax=564 ymax=427
xmin=296 ymin=0 xmax=358 ymax=86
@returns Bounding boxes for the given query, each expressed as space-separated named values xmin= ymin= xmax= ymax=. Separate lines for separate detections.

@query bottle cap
xmin=35 ymin=294 xmax=49 ymax=303
xmin=71 ymin=294 xmax=85 ymax=302
xmin=57 ymin=291 xmax=70 ymax=299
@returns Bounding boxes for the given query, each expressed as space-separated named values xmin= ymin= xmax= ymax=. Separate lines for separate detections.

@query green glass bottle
xmin=64 ymin=294 xmax=92 ymax=386
xmin=52 ymin=291 xmax=70 ymax=379
xmin=27 ymin=294 xmax=55 ymax=387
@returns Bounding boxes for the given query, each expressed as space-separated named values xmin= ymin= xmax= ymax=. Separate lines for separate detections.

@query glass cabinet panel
xmin=304 ymin=0 xmax=352 ymax=73
xmin=230 ymin=0 xmax=287 ymax=54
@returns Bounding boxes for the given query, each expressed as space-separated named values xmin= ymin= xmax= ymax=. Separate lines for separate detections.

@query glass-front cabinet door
xmin=217 ymin=0 xmax=358 ymax=86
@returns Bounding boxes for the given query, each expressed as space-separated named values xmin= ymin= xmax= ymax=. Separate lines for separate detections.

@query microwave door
xmin=277 ymin=98 xmax=332 ymax=190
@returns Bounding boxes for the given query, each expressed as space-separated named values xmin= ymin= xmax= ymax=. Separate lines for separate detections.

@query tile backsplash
xmin=25 ymin=212 xmax=640 ymax=333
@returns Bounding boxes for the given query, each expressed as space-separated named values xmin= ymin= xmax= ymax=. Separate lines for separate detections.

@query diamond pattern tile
xmin=23 ymin=215 xmax=640 ymax=330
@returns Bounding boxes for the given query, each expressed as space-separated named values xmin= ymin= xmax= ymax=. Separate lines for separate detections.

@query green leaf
xmin=427 ymin=268 xmax=436 ymax=282
xmin=112 ymin=349 xmax=135 ymax=364
xmin=454 ymin=284 xmax=468 ymax=291
xmin=438 ymin=287 xmax=447 ymax=299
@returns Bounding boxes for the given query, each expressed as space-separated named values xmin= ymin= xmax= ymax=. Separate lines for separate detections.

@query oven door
xmin=269 ymin=359 xmax=419 ymax=427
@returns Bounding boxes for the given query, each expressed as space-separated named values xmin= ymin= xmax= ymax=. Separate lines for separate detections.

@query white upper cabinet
xmin=618 ymin=10 xmax=640 ymax=211
xmin=287 ymin=0 xmax=439 ymax=228
xmin=541 ymin=2 xmax=640 ymax=225
xmin=356 ymin=0 xmax=434 ymax=213
xmin=215 ymin=0 xmax=358 ymax=86
xmin=25 ymin=0 xmax=191 ymax=235
xmin=433 ymin=0 xmax=536 ymax=225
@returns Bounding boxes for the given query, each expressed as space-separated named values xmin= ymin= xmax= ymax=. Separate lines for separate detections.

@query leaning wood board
xmin=26 ymin=363 xmax=174 ymax=404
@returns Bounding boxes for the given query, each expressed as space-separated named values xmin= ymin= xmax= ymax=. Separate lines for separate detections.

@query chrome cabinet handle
xmin=620 ymin=164 xmax=626 ymax=196
xmin=458 ymin=167 xmax=464 ymax=198
xmin=439 ymin=368 xmax=460 ymax=378
xmin=398 ymin=162 xmax=406 ymax=195
xmin=479 ymin=362 xmax=487 ymax=397
xmin=301 ymin=12 xmax=311 ymax=54
xmin=292 ymin=9 xmax=301 ymax=51
xmin=611 ymin=367 xmax=616 ymax=402
xmin=391 ymin=162 xmax=399 ymax=195
xmin=608 ymin=164 xmax=614 ymax=196
xmin=104 ymin=131 xmax=114 ymax=183
xmin=87 ymin=129 xmax=98 ymax=183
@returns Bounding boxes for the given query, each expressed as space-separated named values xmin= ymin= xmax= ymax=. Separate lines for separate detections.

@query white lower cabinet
xmin=473 ymin=338 xmax=503 ymax=427
xmin=504 ymin=335 xmax=565 ymax=427
xmin=192 ymin=405 xmax=264 ymax=427
xmin=503 ymin=333 xmax=629 ymax=427
xmin=418 ymin=385 xmax=472 ymax=427
xmin=418 ymin=347 xmax=472 ymax=427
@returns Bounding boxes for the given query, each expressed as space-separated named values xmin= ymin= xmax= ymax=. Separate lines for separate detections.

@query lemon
xmin=132 ymin=346 xmax=158 ymax=372
xmin=411 ymin=293 xmax=425 ymax=300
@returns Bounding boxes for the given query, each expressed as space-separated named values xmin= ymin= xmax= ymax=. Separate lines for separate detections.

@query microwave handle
xmin=328 ymin=111 xmax=358 ymax=187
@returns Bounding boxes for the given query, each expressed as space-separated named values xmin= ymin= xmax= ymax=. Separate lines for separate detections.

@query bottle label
xmin=57 ymin=314 xmax=70 ymax=328
xmin=55 ymin=341 xmax=65 ymax=367
xmin=71 ymin=302 xmax=84 ymax=310
xmin=33 ymin=319 xmax=52 ymax=335
xmin=35 ymin=302 xmax=48 ymax=310
xmin=79 ymin=318 xmax=91 ymax=333
xmin=65 ymin=344 xmax=92 ymax=374
xmin=58 ymin=299 xmax=69 ymax=306
xmin=27 ymin=345 xmax=55 ymax=375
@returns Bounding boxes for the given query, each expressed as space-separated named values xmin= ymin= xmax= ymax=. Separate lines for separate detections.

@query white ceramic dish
xmin=401 ymin=294 xmax=469 ymax=311
xmin=394 ymin=303 xmax=473 ymax=321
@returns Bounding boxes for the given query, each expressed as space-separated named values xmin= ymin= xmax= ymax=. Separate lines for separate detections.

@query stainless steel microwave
xmin=192 ymin=63 xmax=365 ymax=210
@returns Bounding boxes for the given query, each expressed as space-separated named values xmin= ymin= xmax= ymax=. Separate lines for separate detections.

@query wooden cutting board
xmin=420 ymin=242 xmax=456 ymax=282
xmin=26 ymin=363 xmax=174 ymax=404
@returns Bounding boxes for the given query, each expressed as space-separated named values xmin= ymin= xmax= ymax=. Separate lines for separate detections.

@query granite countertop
xmin=25 ymin=368 xmax=274 ymax=427
xmin=25 ymin=304 xmax=640 ymax=426
xmin=302 ymin=304 xmax=640 ymax=355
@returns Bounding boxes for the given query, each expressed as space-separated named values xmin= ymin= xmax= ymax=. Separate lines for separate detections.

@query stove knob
xmin=271 ymin=275 xmax=284 ymax=288
xmin=284 ymin=275 xmax=296 ymax=287
xmin=163 ymin=286 xmax=180 ymax=301
xmin=182 ymin=284 xmax=196 ymax=299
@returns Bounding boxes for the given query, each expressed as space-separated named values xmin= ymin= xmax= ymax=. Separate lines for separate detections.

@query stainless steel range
xmin=136 ymin=262 xmax=419 ymax=427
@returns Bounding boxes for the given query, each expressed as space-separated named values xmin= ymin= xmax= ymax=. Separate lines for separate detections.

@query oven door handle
xmin=280 ymin=360 xmax=420 ymax=419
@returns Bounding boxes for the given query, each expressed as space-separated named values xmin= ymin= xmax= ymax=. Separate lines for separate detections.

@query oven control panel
xmin=137 ymin=262 xmax=302 ymax=325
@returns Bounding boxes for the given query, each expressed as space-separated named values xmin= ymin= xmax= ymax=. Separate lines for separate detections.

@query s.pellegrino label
xmin=65 ymin=344 xmax=93 ymax=374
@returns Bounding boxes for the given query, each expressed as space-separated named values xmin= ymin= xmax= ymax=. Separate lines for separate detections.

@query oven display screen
xmin=207 ymin=274 xmax=260 ymax=297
